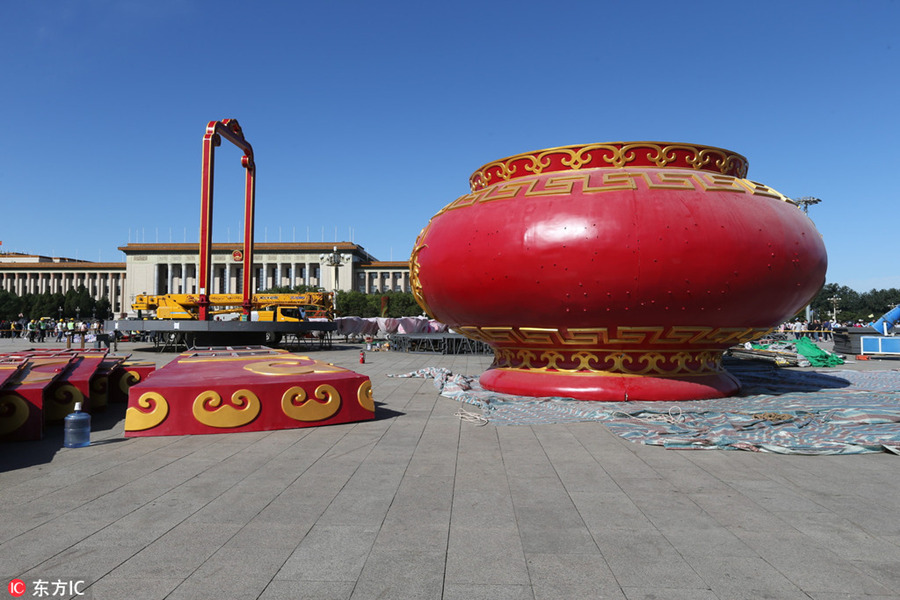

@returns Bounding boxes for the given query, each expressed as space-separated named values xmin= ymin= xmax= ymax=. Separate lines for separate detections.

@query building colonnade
xmin=1 ymin=243 xmax=412 ymax=318
xmin=150 ymin=260 xmax=324 ymax=295
xmin=0 ymin=268 xmax=124 ymax=314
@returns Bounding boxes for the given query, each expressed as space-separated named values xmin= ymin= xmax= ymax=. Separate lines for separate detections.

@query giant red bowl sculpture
xmin=410 ymin=142 xmax=827 ymax=401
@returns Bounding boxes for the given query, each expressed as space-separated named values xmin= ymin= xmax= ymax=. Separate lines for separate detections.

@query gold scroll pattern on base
xmin=125 ymin=392 xmax=169 ymax=432
xmin=357 ymin=380 xmax=374 ymax=412
xmin=281 ymin=384 xmax=341 ymax=422
xmin=119 ymin=370 xmax=143 ymax=395
xmin=192 ymin=389 xmax=261 ymax=428
xmin=0 ymin=394 xmax=30 ymax=436
xmin=90 ymin=376 xmax=108 ymax=410
xmin=492 ymin=347 xmax=724 ymax=377
xmin=47 ymin=384 xmax=84 ymax=421
xmin=243 ymin=359 xmax=345 ymax=376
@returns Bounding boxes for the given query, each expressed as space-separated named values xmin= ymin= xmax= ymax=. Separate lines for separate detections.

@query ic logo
xmin=8 ymin=579 xmax=26 ymax=597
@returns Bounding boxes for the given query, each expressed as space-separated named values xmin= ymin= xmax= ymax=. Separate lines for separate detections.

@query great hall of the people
xmin=0 ymin=242 xmax=411 ymax=317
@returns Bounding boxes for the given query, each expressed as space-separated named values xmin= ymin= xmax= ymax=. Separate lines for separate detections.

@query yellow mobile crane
xmin=107 ymin=120 xmax=338 ymax=349
xmin=132 ymin=292 xmax=334 ymax=321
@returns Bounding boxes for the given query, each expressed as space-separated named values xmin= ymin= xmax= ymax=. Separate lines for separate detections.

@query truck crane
xmin=132 ymin=292 xmax=334 ymax=321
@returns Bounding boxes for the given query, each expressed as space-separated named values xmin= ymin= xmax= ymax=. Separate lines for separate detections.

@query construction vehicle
xmin=106 ymin=120 xmax=337 ymax=349
xmin=132 ymin=292 xmax=334 ymax=321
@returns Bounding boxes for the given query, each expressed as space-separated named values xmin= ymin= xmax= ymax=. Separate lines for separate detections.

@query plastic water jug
xmin=64 ymin=402 xmax=91 ymax=448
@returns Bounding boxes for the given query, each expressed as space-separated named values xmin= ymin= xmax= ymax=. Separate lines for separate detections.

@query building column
xmin=110 ymin=273 xmax=119 ymax=315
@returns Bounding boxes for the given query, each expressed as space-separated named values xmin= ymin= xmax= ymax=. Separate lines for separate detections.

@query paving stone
xmin=3 ymin=340 xmax=900 ymax=598
xmin=275 ymin=524 xmax=378 ymax=582
xmin=258 ymin=580 xmax=355 ymax=600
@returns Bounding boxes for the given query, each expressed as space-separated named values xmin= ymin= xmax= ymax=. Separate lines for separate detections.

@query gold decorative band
xmin=440 ymin=170 xmax=790 ymax=219
xmin=492 ymin=348 xmax=725 ymax=377
xmin=469 ymin=142 xmax=749 ymax=190
xmin=457 ymin=325 xmax=768 ymax=347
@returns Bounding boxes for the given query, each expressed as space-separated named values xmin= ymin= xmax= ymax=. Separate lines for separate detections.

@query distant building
xmin=0 ymin=252 xmax=126 ymax=314
xmin=0 ymin=243 xmax=410 ymax=317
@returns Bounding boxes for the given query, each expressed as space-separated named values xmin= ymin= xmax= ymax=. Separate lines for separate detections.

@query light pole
xmin=319 ymin=246 xmax=352 ymax=314
xmin=828 ymin=296 xmax=841 ymax=322
xmin=796 ymin=196 xmax=822 ymax=214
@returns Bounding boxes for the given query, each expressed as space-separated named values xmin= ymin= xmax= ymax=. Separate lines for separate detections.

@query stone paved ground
xmin=2 ymin=337 xmax=900 ymax=599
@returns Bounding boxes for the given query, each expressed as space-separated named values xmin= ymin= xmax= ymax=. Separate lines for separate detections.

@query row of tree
xmin=808 ymin=284 xmax=900 ymax=324
xmin=3 ymin=284 xmax=897 ymax=324
xmin=0 ymin=288 xmax=111 ymax=322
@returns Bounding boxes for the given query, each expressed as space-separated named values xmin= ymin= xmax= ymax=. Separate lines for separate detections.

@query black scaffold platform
xmin=389 ymin=333 xmax=493 ymax=355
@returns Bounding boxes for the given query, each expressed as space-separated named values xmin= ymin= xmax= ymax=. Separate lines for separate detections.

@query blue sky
xmin=1 ymin=0 xmax=897 ymax=292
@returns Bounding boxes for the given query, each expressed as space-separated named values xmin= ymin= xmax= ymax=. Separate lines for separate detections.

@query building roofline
xmin=359 ymin=261 xmax=410 ymax=268
xmin=0 ymin=262 xmax=126 ymax=270
xmin=117 ymin=241 xmax=378 ymax=261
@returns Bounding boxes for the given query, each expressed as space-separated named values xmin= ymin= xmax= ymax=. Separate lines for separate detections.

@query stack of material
xmin=728 ymin=338 xmax=844 ymax=368
xmin=728 ymin=343 xmax=809 ymax=367
xmin=0 ymin=349 xmax=155 ymax=442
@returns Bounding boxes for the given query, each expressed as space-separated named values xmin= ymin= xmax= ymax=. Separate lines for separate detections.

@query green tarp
xmin=794 ymin=336 xmax=845 ymax=367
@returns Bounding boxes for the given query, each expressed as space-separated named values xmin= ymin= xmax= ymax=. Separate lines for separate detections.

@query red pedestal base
xmin=480 ymin=367 xmax=740 ymax=402
xmin=125 ymin=347 xmax=374 ymax=437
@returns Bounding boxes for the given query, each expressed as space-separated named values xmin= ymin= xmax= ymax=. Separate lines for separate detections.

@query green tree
xmin=0 ymin=289 xmax=25 ymax=321
xmin=334 ymin=290 xmax=423 ymax=318
xmin=335 ymin=290 xmax=375 ymax=317
xmin=382 ymin=291 xmax=424 ymax=318
xmin=808 ymin=283 xmax=900 ymax=324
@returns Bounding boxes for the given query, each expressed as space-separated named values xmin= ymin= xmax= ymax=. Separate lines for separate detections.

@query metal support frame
xmin=198 ymin=119 xmax=256 ymax=321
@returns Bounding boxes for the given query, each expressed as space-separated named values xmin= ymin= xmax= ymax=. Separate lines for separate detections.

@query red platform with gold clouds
xmin=125 ymin=347 xmax=374 ymax=437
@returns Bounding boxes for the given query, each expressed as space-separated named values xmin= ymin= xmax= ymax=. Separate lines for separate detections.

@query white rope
xmin=610 ymin=406 xmax=685 ymax=424
xmin=454 ymin=407 xmax=489 ymax=426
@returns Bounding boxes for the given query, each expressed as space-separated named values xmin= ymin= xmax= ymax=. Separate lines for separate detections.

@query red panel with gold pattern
xmin=124 ymin=347 xmax=374 ymax=437
xmin=0 ymin=355 xmax=73 ymax=441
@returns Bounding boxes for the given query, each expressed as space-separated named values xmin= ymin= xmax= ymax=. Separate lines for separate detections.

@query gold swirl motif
xmin=192 ymin=389 xmax=261 ymax=428
xmin=571 ymin=351 xmax=602 ymax=371
xmin=125 ymin=392 xmax=170 ymax=432
xmin=0 ymin=394 xmax=30 ymax=436
xmin=604 ymin=352 xmax=632 ymax=372
xmin=47 ymin=384 xmax=84 ymax=421
xmin=119 ymin=370 xmax=142 ymax=395
xmin=409 ymin=242 xmax=435 ymax=319
xmin=495 ymin=347 xmax=726 ymax=378
xmin=469 ymin=142 xmax=749 ymax=190
xmin=90 ymin=377 xmax=108 ymax=410
xmin=517 ymin=349 xmax=539 ymax=369
xmin=243 ymin=359 xmax=345 ymax=376
xmin=281 ymin=384 xmax=341 ymax=422
xmin=357 ymin=380 xmax=374 ymax=412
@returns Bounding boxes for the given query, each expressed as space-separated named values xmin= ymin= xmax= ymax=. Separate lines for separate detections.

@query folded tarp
xmin=391 ymin=365 xmax=900 ymax=454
